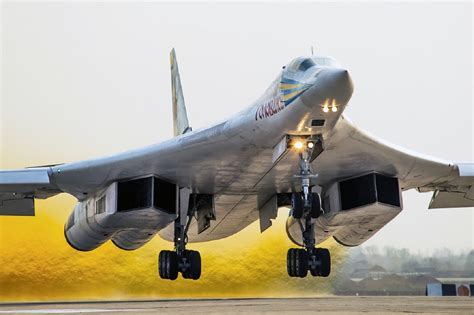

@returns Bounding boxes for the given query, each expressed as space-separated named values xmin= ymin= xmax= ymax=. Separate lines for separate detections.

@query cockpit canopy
xmin=285 ymin=56 xmax=340 ymax=72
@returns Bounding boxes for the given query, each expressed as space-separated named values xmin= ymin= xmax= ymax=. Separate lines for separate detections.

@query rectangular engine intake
xmin=339 ymin=173 xmax=401 ymax=210
xmin=64 ymin=176 xmax=178 ymax=251
xmin=317 ymin=172 xmax=403 ymax=247
xmin=117 ymin=176 xmax=177 ymax=214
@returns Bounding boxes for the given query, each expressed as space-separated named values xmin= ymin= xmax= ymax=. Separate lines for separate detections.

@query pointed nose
xmin=301 ymin=67 xmax=354 ymax=108
xmin=318 ymin=68 xmax=352 ymax=91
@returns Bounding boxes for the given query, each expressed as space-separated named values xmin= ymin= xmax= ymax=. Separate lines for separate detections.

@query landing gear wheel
xmin=310 ymin=192 xmax=322 ymax=218
xmin=182 ymin=250 xmax=201 ymax=280
xmin=287 ymin=248 xmax=308 ymax=278
xmin=287 ymin=248 xmax=296 ymax=277
xmin=291 ymin=193 xmax=304 ymax=219
xmin=158 ymin=250 xmax=179 ymax=280
xmin=296 ymin=249 xmax=308 ymax=278
xmin=318 ymin=248 xmax=331 ymax=277
xmin=309 ymin=248 xmax=331 ymax=277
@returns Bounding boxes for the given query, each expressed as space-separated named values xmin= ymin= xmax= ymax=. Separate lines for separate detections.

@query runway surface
xmin=0 ymin=297 xmax=473 ymax=314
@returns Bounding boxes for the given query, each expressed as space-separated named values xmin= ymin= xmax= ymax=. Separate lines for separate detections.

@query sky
xmin=1 ymin=1 xmax=473 ymax=256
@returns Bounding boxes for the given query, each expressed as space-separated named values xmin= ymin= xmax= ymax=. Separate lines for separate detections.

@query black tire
xmin=159 ymin=250 xmax=170 ymax=279
xmin=310 ymin=192 xmax=322 ymax=218
xmin=309 ymin=250 xmax=319 ymax=277
xmin=287 ymin=248 xmax=294 ymax=277
xmin=295 ymin=249 xmax=308 ymax=278
xmin=309 ymin=248 xmax=330 ymax=277
xmin=159 ymin=251 xmax=166 ymax=278
xmin=292 ymin=193 xmax=304 ymax=219
xmin=183 ymin=250 xmax=201 ymax=280
xmin=158 ymin=250 xmax=178 ymax=280
xmin=319 ymin=248 xmax=331 ymax=277
xmin=168 ymin=251 xmax=179 ymax=280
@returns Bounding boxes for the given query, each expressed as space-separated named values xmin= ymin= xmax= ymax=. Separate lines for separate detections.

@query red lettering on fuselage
xmin=255 ymin=97 xmax=285 ymax=121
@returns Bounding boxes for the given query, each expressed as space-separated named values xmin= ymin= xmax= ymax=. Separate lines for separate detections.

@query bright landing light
xmin=294 ymin=141 xmax=304 ymax=150
xmin=322 ymin=99 xmax=329 ymax=113
xmin=321 ymin=99 xmax=338 ymax=113
xmin=323 ymin=104 xmax=329 ymax=113
xmin=331 ymin=99 xmax=338 ymax=112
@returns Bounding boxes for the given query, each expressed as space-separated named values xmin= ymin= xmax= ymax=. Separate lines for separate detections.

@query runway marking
xmin=0 ymin=309 xmax=140 ymax=314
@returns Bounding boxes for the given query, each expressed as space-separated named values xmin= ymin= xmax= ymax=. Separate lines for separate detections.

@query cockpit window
xmin=298 ymin=58 xmax=316 ymax=71
xmin=287 ymin=57 xmax=316 ymax=72
xmin=312 ymin=57 xmax=339 ymax=67
xmin=286 ymin=56 xmax=340 ymax=72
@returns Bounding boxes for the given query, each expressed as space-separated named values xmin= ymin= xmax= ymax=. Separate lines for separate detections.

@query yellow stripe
xmin=280 ymin=83 xmax=303 ymax=89
xmin=282 ymin=89 xmax=305 ymax=101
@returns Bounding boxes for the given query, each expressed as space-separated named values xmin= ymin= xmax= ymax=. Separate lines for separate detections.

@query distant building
xmin=426 ymin=283 xmax=473 ymax=296
xmin=414 ymin=267 xmax=436 ymax=274
xmin=350 ymin=260 xmax=370 ymax=279
xmin=368 ymin=265 xmax=387 ymax=280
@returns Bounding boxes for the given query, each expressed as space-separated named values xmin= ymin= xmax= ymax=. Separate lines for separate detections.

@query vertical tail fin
xmin=170 ymin=48 xmax=191 ymax=136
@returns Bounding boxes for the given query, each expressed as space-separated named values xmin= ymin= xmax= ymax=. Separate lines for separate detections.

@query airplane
xmin=1 ymin=49 xmax=473 ymax=281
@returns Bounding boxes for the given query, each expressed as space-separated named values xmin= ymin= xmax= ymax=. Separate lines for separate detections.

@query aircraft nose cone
xmin=301 ymin=67 xmax=354 ymax=108
xmin=318 ymin=68 xmax=352 ymax=90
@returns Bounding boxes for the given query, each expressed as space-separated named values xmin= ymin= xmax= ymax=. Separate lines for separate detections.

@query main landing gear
xmin=159 ymin=190 xmax=201 ymax=280
xmin=287 ymin=142 xmax=331 ymax=278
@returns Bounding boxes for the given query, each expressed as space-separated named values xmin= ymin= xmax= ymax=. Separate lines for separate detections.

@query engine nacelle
xmin=64 ymin=176 xmax=177 ymax=251
xmin=111 ymin=229 xmax=159 ymax=251
xmin=286 ymin=172 xmax=403 ymax=247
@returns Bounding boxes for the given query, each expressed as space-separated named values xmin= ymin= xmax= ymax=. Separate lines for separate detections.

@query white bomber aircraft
xmin=1 ymin=49 xmax=473 ymax=280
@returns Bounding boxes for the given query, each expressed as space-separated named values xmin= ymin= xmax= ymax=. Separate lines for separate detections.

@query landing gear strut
xmin=287 ymin=142 xmax=331 ymax=278
xmin=159 ymin=189 xmax=201 ymax=280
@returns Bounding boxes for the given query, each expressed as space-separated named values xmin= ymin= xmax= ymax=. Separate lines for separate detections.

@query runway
xmin=0 ymin=297 xmax=472 ymax=314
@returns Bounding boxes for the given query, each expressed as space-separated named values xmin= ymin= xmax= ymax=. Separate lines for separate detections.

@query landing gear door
xmin=309 ymin=136 xmax=324 ymax=163
xmin=194 ymin=194 xmax=216 ymax=234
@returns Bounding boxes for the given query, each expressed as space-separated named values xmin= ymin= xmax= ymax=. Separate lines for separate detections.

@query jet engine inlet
xmin=64 ymin=176 xmax=178 ymax=251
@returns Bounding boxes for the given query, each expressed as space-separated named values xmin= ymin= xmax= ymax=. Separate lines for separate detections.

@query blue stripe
xmin=280 ymin=77 xmax=302 ymax=85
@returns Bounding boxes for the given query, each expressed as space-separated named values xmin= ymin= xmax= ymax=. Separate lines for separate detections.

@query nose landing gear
xmin=287 ymin=142 xmax=331 ymax=278
xmin=287 ymin=204 xmax=331 ymax=278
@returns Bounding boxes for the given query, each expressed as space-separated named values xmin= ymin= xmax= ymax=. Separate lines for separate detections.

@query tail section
xmin=170 ymin=48 xmax=191 ymax=136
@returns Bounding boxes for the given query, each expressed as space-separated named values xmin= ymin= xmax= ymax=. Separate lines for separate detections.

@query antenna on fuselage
xmin=311 ymin=46 xmax=314 ymax=55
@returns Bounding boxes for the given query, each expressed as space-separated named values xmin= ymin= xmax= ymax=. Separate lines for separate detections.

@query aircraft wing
xmin=282 ymin=116 xmax=473 ymax=247
xmin=419 ymin=161 xmax=474 ymax=209
xmin=245 ymin=115 xmax=474 ymax=208
xmin=0 ymin=168 xmax=61 ymax=215
xmin=332 ymin=117 xmax=474 ymax=209
xmin=1 ymin=115 xmax=471 ymax=215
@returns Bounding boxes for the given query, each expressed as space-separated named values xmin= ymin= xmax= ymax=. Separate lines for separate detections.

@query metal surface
xmin=170 ymin=48 xmax=191 ymax=137
xmin=1 ymin=53 xmax=472 ymax=246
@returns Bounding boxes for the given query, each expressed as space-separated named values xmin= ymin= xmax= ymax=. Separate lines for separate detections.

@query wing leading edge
xmin=321 ymin=116 xmax=474 ymax=210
